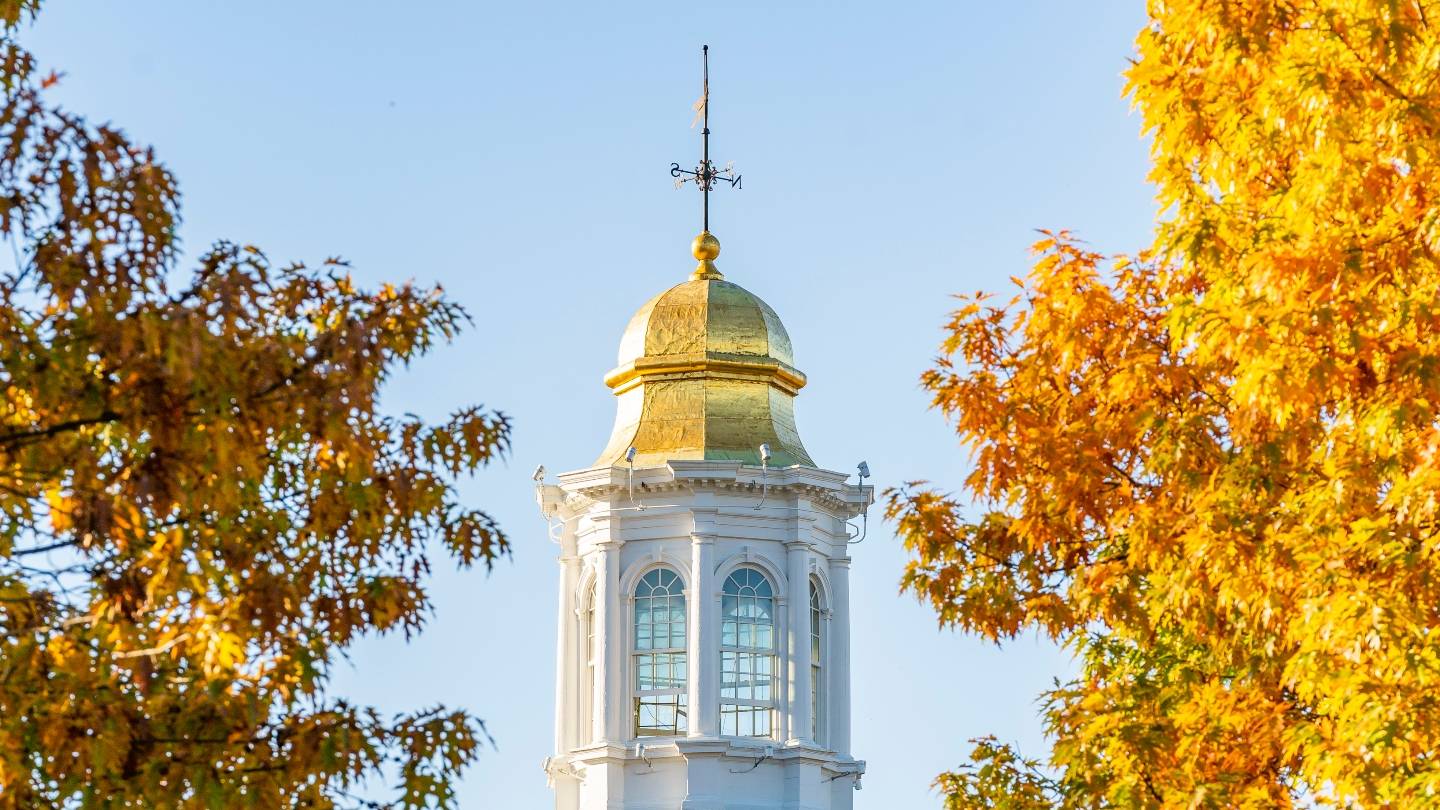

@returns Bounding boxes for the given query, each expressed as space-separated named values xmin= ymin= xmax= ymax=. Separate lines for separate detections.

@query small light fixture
xmin=754 ymin=443 xmax=772 ymax=510
xmin=625 ymin=447 xmax=645 ymax=511
xmin=849 ymin=460 xmax=872 ymax=545
xmin=730 ymin=743 xmax=775 ymax=773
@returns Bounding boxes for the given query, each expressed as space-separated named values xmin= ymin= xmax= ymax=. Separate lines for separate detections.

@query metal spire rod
xmin=702 ymin=45 xmax=710 ymax=232
xmin=671 ymin=45 xmax=740 ymax=233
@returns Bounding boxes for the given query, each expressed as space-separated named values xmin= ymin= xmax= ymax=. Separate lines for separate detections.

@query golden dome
xmin=595 ymin=233 xmax=813 ymax=468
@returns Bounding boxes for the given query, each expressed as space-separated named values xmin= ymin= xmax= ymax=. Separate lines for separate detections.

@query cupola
xmin=594 ymin=232 xmax=813 ymax=468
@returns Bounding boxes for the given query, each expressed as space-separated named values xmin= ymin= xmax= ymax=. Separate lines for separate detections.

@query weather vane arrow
xmin=671 ymin=45 xmax=741 ymax=234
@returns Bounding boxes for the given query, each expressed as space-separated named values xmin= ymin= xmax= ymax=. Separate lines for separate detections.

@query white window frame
xmin=631 ymin=567 xmax=688 ymax=738
xmin=580 ymin=581 xmax=596 ymax=743
xmin=720 ymin=566 xmax=777 ymax=739
xmin=809 ymin=577 xmax=824 ymax=745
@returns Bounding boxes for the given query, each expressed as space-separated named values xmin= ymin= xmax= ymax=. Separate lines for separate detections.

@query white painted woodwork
xmin=540 ymin=461 xmax=870 ymax=809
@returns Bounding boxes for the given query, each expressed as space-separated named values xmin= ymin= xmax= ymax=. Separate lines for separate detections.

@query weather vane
xmin=671 ymin=45 xmax=741 ymax=233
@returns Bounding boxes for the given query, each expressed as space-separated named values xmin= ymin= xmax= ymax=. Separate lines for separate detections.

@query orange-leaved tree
xmin=0 ymin=2 xmax=508 ymax=807
xmin=890 ymin=1 xmax=1440 ymax=807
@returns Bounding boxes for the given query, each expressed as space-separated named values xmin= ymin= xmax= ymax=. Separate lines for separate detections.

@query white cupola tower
xmin=536 ymin=225 xmax=870 ymax=809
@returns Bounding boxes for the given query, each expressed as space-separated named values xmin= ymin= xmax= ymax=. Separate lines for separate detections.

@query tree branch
xmin=10 ymin=538 xmax=78 ymax=557
xmin=0 ymin=410 xmax=120 ymax=449
xmin=112 ymin=633 xmax=189 ymax=659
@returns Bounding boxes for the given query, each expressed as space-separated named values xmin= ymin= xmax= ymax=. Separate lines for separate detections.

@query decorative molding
xmin=571 ymin=564 xmax=599 ymax=613
xmin=713 ymin=549 xmax=789 ymax=594
xmin=554 ymin=461 xmax=865 ymax=519
xmin=617 ymin=555 xmax=693 ymax=596
xmin=808 ymin=564 xmax=834 ymax=603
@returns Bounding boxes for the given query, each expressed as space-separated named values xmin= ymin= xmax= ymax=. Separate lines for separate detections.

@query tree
xmin=0 ymin=2 xmax=509 ymax=806
xmin=889 ymin=1 xmax=1440 ymax=806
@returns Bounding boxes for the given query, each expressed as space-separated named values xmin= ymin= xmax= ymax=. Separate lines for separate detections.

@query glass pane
xmin=811 ymin=581 xmax=822 ymax=660
xmin=754 ymin=654 xmax=772 ymax=701
xmin=721 ymin=568 xmax=774 ymax=653
xmin=636 ymin=695 xmax=688 ymax=737
xmin=719 ymin=568 xmax=779 ymax=738
xmin=719 ymin=704 xmax=772 ymax=738
xmin=720 ymin=650 xmax=738 ymax=699
xmin=811 ymin=664 xmax=820 ymax=740
xmin=634 ymin=567 xmax=686 ymax=653
xmin=635 ymin=652 xmax=688 ymax=691
xmin=721 ymin=651 xmax=774 ymax=701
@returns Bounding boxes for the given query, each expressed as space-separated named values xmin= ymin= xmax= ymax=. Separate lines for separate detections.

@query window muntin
xmin=720 ymin=568 xmax=776 ymax=738
xmin=810 ymin=579 xmax=823 ymax=742
xmin=633 ymin=568 xmax=687 ymax=737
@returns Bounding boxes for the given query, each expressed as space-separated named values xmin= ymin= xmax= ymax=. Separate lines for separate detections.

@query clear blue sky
xmin=28 ymin=3 xmax=1153 ymax=806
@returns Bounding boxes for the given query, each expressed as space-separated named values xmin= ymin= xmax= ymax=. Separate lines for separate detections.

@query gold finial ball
xmin=692 ymin=232 xmax=721 ymax=261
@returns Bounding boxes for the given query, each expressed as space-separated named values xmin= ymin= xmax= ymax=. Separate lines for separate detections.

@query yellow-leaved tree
xmin=0 ymin=1 xmax=508 ymax=806
xmin=889 ymin=1 xmax=1440 ymax=806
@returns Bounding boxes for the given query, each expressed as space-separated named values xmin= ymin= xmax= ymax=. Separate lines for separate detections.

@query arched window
xmin=581 ymin=582 xmax=596 ymax=742
xmin=810 ymin=579 xmax=823 ymax=743
xmin=720 ymin=568 xmax=776 ymax=738
xmin=633 ymin=568 xmax=687 ymax=737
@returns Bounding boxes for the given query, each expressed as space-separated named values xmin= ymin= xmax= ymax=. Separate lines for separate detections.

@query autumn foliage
xmin=0 ymin=2 xmax=508 ymax=807
xmin=890 ymin=1 xmax=1440 ymax=806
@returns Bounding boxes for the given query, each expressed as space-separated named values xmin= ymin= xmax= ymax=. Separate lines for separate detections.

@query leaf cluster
xmin=894 ymin=1 xmax=1440 ymax=806
xmin=0 ymin=4 xmax=508 ymax=807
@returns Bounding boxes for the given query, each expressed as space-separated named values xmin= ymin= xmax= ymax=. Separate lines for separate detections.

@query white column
xmin=550 ymin=553 xmax=573 ymax=749
xmin=775 ymin=592 xmax=789 ymax=742
xmin=689 ymin=532 xmax=718 ymax=737
xmin=550 ymin=513 xmax=578 ymax=755
xmin=604 ymin=541 xmax=625 ymax=743
xmin=827 ymin=556 xmax=852 ymax=755
xmin=592 ymin=541 xmax=621 ymax=744
xmin=786 ymin=541 xmax=813 ymax=744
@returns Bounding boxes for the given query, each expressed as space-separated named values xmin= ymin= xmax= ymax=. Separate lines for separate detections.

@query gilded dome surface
xmin=595 ymin=234 xmax=813 ymax=468
xmin=614 ymin=277 xmax=796 ymax=370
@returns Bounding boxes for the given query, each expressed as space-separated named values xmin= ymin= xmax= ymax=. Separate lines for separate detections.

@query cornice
xmin=563 ymin=738 xmax=860 ymax=769
xmin=603 ymin=351 xmax=807 ymax=396
xmin=553 ymin=461 xmax=869 ymax=519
